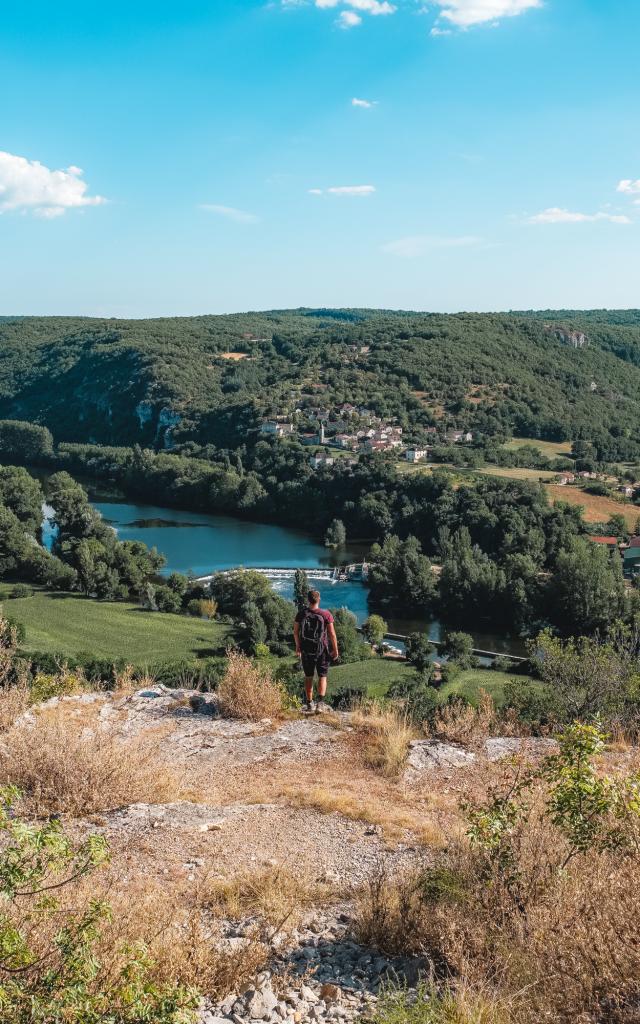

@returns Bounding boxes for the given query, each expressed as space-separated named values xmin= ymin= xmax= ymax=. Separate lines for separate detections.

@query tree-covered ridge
xmin=1 ymin=309 xmax=640 ymax=454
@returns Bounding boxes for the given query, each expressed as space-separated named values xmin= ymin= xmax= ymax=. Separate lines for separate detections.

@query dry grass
xmin=0 ymin=712 xmax=185 ymax=816
xmin=353 ymin=765 xmax=640 ymax=1024
xmin=217 ymin=650 xmax=285 ymax=722
xmin=283 ymin=784 xmax=446 ymax=847
xmin=430 ymin=690 xmax=502 ymax=748
xmin=201 ymin=864 xmax=336 ymax=930
xmin=11 ymin=862 xmax=269 ymax=1009
xmin=349 ymin=701 xmax=416 ymax=778
xmin=0 ymin=679 xmax=31 ymax=734
xmin=546 ymin=483 xmax=638 ymax=527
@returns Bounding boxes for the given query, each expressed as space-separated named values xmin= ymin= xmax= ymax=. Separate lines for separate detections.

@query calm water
xmin=42 ymin=487 xmax=524 ymax=656
xmin=79 ymin=499 xmax=525 ymax=656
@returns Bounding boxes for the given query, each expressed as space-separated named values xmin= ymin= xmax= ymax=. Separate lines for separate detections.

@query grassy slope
xmin=0 ymin=587 xmax=234 ymax=663
xmin=545 ymin=483 xmax=639 ymax=528
xmin=327 ymin=658 xmax=537 ymax=706
xmin=503 ymin=437 xmax=574 ymax=458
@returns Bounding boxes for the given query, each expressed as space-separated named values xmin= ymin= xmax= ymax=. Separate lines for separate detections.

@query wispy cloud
xmin=431 ymin=0 xmax=541 ymax=30
xmin=200 ymin=204 xmax=259 ymax=223
xmin=309 ymin=184 xmax=376 ymax=196
xmin=284 ymin=0 xmax=396 ymax=28
xmin=617 ymin=179 xmax=640 ymax=195
xmin=352 ymin=97 xmax=377 ymax=107
xmin=0 ymin=150 xmax=106 ymax=218
xmin=382 ymin=234 xmax=483 ymax=257
xmin=527 ymin=207 xmax=631 ymax=225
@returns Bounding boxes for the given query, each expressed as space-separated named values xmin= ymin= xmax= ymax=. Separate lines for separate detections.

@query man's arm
xmin=293 ymin=620 xmax=301 ymax=656
xmin=328 ymin=622 xmax=339 ymax=660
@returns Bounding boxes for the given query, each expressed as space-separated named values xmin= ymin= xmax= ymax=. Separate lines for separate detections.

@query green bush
xmin=330 ymin=684 xmax=367 ymax=709
xmin=0 ymin=787 xmax=198 ymax=1023
xmin=387 ymin=673 xmax=439 ymax=724
xmin=9 ymin=584 xmax=32 ymax=600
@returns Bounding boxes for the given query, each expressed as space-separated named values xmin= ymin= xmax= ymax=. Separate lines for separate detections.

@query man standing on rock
xmin=294 ymin=589 xmax=339 ymax=714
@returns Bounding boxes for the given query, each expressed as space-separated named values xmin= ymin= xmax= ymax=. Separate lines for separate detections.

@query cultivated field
xmin=504 ymin=436 xmax=574 ymax=458
xmin=546 ymin=484 xmax=639 ymax=528
xmin=477 ymin=465 xmax=558 ymax=482
xmin=0 ymin=587 xmax=234 ymax=663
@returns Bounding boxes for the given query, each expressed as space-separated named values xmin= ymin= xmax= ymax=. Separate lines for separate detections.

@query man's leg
xmin=317 ymin=675 xmax=328 ymax=699
xmin=304 ymin=675 xmax=315 ymax=703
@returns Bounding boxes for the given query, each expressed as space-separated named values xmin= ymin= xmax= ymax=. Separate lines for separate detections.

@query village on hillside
xmin=259 ymin=401 xmax=473 ymax=468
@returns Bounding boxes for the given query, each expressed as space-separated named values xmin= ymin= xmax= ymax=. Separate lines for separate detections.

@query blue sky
xmin=1 ymin=0 xmax=639 ymax=316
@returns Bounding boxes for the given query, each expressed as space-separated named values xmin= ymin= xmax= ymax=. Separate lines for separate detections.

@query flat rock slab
xmin=485 ymin=736 xmax=557 ymax=761
xmin=405 ymin=736 xmax=558 ymax=777
xmin=405 ymin=739 xmax=476 ymax=775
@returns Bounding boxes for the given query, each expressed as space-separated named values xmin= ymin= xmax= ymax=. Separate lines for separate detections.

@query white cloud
xmin=528 ymin=207 xmax=631 ymax=225
xmin=309 ymin=184 xmax=376 ymax=196
xmin=339 ymin=10 xmax=362 ymax=25
xmin=431 ymin=0 xmax=541 ymax=29
xmin=329 ymin=184 xmax=375 ymax=195
xmin=0 ymin=150 xmax=106 ymax=218
xmin=200 ymin=204 xmax=259 ymax=223
xmin=617 ymin=179 xmax=640 ymax=195
xmin=382 ymin=234 xmax=482 ymax=257
xmin=286 ymin=0 xmax=395 ymax=26
xmin=352 ymin=97 xmax=377 ymax=107
xmin=343 ymin=0 xmax=396 ymax=13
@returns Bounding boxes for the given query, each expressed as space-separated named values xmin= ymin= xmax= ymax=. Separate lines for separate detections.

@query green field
xmin=438 ymin=669 xmax=541 ymax=707
xmin=328 ymin=657 xmax=412 ymax=697
xmin=503 ymin=437 xmax=573 ymax=459
xmin=0 ymin=587 xmax=234 ymax=664
xmin=326 ymin=659 xmax=536 ymax=707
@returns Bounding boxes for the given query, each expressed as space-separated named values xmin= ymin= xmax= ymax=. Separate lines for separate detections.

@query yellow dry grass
xmin=217 ymin=650 xmax=285 ymax=721
xmin=0 ymin=711 xmax=186 ymax=816
xmin=546 ymin=483 xmax=639 ymax=527
xmin=201 ymin=864 xmax=339 ymax=929
xmin=218 ymin=351 xmax=250 ymax=360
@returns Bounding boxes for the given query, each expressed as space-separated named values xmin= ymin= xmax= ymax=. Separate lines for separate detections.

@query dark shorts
xmin=301 ymin=649 xmax=331 ymax=678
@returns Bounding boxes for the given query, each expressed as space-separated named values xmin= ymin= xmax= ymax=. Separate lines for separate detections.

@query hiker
xmin=294 ymin=589 xmax=339 ymax=713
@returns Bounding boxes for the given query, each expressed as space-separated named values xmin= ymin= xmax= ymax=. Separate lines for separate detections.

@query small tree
xmin=293 ymin=568 xmax=310 ymax=610
xmin=325 ymin=519 xmax=347 ymax=548
xmin=441 ymin=630 xmax=476 ymax=668
xmin=362 ymin=614 xmax=387 ymax=651
xmin=405 ymin=632 xmax=434 ymax=675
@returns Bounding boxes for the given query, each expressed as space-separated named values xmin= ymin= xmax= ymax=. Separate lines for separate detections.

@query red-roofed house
xmin=628 ymin=536 xmax=640 ymax=549
xmin=588 ymin=536 xmax=618 ymax=551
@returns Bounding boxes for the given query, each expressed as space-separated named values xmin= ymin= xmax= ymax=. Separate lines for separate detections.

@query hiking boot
xmin=314 ymin=700 xmax=332 ymax=714
xmin=303 ymin=699 xmax=316 ymax=714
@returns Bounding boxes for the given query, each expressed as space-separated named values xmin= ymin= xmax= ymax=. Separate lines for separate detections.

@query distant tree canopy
xmin=1 ymin=309 xmax=640 ymax=459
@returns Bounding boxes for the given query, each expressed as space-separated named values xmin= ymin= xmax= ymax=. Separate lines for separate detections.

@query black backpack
xmin=300 ymin=609 xmax=328 ymax=656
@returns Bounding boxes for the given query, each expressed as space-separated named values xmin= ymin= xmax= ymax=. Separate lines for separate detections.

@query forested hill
xmin=1 ymin=309 xmax=640 ymax=454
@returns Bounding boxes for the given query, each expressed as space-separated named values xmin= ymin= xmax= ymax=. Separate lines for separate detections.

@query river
xmin=64 ymin=497 xmax=525 ymax=658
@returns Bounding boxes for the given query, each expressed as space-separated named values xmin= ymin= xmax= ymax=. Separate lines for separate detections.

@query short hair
xmin=308 ymin=589 xmax=321 ymax=604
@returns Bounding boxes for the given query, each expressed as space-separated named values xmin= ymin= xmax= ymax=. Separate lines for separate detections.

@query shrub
xmin=330 ymin=683 xmax=367 ymax=709
xmin=0 ymin=713 xmax=184 ymax=816
xmin=367 ymin=984 xmax=508 ymax=1024
xmin=388 ymin=673 xmax=439 ymax=726
xmin=431 ymin=690 xmax=499 ymax=747
xmin=354 ymin=724 xmax=640 ymax=1023
xmin=216 ymin=650 xmax=285 ymax=721
xmin=350 ymin=701 xmax=415 ymax=778
xmin=9 ymin=583 xmax=32 ymax=599
xmin=0 ymin=788 xmax=198 ymax=1023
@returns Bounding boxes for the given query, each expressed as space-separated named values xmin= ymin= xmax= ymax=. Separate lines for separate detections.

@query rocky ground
xmin=28 ymin=685 xmax=557 ymax=1024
